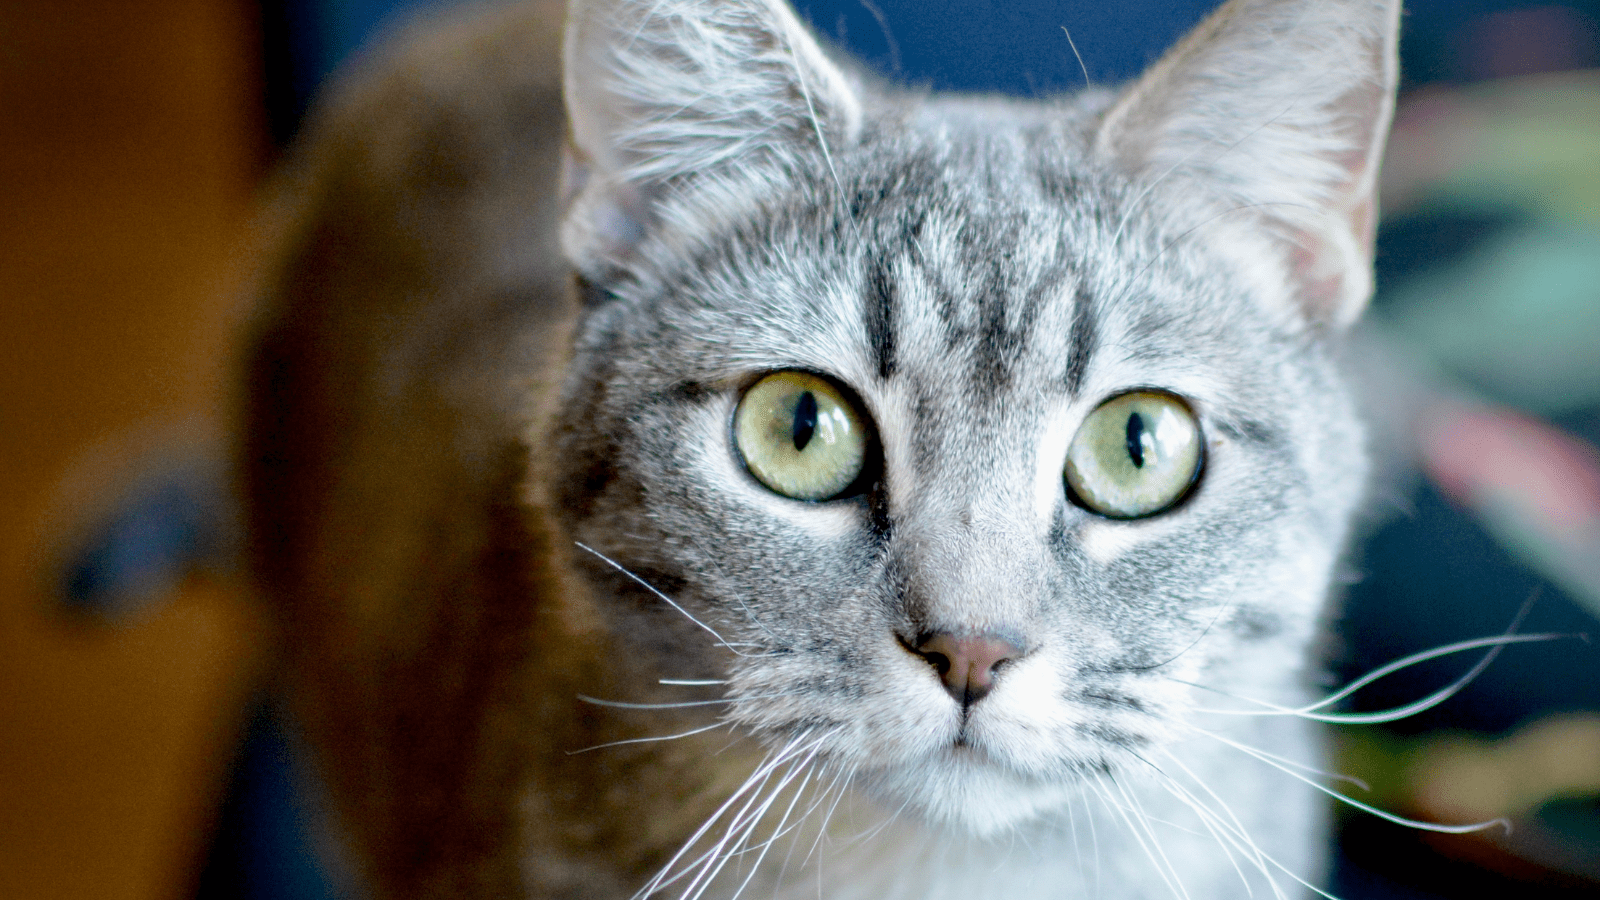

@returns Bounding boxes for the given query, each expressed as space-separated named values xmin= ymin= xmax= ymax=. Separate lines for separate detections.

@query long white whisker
xmin=679 ymin=735 xmax=830 ymax=900
xmin=636 ymin=733 xmax=815 ymax=899
xmin=1186 ymin=632 xmax=1567 ymax=723
xmin=771 ymin=765 xmax=850 ymax=853
xmin=724 ymin=752 xmax=822 ymax=900
xmin=1309 ymin=637 xmax=1548 ymax=719
xmin=673 ymin=764 xmax=788 ymax=900
xmin=773 ymin=765 xmax=841 ymax=891
xmin=729 ymin=763 xmax=822 ymax=860
xmin=576 ymin=542 xmax=758 ymax=657
xmin=802 ymin=768 xmax=854 ymax=867
xmin=1146 ymin=773 xmax=1257 ymax=898
xmin=1116 ymin=774 xmax=1192 ymax=900
xmin=1289 ymin=598 xmax=1551 ymax=715
xmin=566 ymin=721 xmax=728 ymax=755
xmin=1196 ymin=726 xmax=1511 ymax=835
xmin=1191 ymin=732 xmax=1370 ymax=791
xmin=719 ymin=747 xmax=822 ymax=863
xmin=777 ymin=19 xmax=861 ymax=250
xmin=659 ymin=679 xmax=729 ymax=687
xmin=1174 ymin=795 xmax=1347 ymax=900
xmin=1148 ymin=748 xmax=1280 ymax=899
xmin=1082 ymin=785 xmax=1102 ymax=897
xmin=1090 ymin=776 xmax=1187 ymax=900
xmin=1059 ymin=26 xmax=1091 ymax=90
xmin=578 ymin=691 xmax=805 ymax=711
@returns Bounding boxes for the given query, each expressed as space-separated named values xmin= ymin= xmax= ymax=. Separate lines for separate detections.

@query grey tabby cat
xmin=244 ymin=0 xmax=1401 ymax=897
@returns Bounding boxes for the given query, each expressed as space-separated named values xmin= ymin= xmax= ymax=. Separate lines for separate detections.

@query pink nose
xmin=911 ymin=632 xmax=1024 ymax=705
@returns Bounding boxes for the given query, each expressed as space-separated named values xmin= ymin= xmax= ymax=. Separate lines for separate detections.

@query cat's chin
xmin=859 ymin=745 xmax=1088 ymax=838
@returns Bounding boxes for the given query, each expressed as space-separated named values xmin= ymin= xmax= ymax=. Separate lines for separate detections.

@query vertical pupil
xmin=793 ymin=391 xmax=818 ymax=451
xmin=1125 ymin=411 xmax=1146 ymax=468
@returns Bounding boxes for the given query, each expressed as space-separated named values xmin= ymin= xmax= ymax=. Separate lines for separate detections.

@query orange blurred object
xmin=0 ymin=1 xmax=268 ymax=899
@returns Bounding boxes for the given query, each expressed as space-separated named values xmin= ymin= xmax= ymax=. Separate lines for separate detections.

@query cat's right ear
xmin=561 ymin=0 xmax=862 ymax=281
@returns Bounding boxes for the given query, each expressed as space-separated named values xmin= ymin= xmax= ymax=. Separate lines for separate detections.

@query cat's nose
xmin=910 ymin=631 xmax=1024 ymax=705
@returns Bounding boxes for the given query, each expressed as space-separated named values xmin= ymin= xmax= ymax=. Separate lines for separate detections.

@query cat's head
xmin=547 ymin=0 xmax=1398 ymax=834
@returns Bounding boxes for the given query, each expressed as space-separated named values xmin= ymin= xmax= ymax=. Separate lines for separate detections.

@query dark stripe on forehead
xmin=972 ymin=280 xmax=1011 ymax=394
xmin=1021 ymin=262 xmax=1069 ymax=336
xmin=968 ymin=259 xmax=1068 ymax=397
xmin=864 ymin=255 xmax=896 ymax=379
xmin=1065 ymin=283 xmax=1097 ymax=397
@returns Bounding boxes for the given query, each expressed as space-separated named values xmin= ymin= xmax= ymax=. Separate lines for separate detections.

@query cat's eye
xmin=734 ymin=371 xmax=869 ymax=501
xmin=1065 ymin=391 xmax=1202 ymax=519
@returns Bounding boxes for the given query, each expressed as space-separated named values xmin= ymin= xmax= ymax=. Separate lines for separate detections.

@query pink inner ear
xmin=1287 ymin=187 xmax=1377 ymax=327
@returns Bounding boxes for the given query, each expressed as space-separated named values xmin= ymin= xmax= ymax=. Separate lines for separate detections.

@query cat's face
xmin=551 ymin=0 xmax=1395 ymax=835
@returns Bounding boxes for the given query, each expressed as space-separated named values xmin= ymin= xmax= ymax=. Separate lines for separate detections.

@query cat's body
xmin=245 ymin=0 xmax=1399 ymax=897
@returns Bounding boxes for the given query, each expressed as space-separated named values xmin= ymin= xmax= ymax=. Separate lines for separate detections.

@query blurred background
xmin=1 ymin=1 xmax=1596 ymax=898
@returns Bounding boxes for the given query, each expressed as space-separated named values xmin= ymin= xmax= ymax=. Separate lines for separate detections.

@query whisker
xmin=565 ymin=721 xmax=728 ymax=755
xmin=672 ymin=770 xmax=786 ymax=899
xmin=1089 ymin=776 xmax=1189 ymax=900
xmin=1147 ymin=748 xmax=1280 ymax=899
xmin=659 ymin=679 xmax=728 ymax=686
xmin=1181 ymin=732 xmax=1370 ymax=791
xmin=1060 ymin=27 xmax=1091 ymax=90
xmin=1146 ymin=748 xmax=1359 ymax=900
xmin=726 ymin=763 xmax=821 ymax=860
xmin=1116 ymin=774 xmax=1192 ymax=900
xmin=776 ymin=19 xmax=861 ymax=251
xmin=772 ymin=766 xmax=841 ymax=892
xmin=1302 ymin=595 xmax=1545 ymax=713
xmin=1148 ymin=776 xmax=1258 ymax=898
xmin=576 ymin=542 xmax=758 ymax=657
xmin=723 ymin=752 xmax=822 ymax=900
xmin=678 ymin=736 xmax=829 ymax=900
xmin=1186 ymin=632 xmax=1567 ymax=724
xmin=801 ymin=768 xmax=854 ymax=868
xmin=637 ymin=732 xmax=819 ymax=899
xmin=577 ymin=691 xmax=804 ymax=711
xmin=1195 ymin=726 xmax=1511 ymax=835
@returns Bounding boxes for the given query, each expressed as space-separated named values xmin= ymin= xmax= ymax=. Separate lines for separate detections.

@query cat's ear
xmin=1095 ymin=0 xmax=1400 ymax=329
xmin=561 ymin=0 xmax=862 ymax=278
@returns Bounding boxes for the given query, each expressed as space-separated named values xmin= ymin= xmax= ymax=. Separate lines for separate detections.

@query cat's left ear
xmin=561 ymin=0 xmax=862 ymax=280
xmin=1095 ymin=0 xmax=1401 ymax=330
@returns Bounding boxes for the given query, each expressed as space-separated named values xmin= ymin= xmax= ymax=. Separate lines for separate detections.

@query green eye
xmin=734 ymin=371 xmax=868 ymax=501
xmin=1065 ymin=391 xmax=1202 ymax=519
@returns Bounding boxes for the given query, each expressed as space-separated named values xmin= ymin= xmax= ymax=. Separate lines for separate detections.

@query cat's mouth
xmin=858 ymin=740 xmax=1090 ymax=836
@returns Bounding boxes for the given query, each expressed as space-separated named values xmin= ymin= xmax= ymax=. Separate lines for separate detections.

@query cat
xmin=242 ymin=0 xmax=1401 ymax=897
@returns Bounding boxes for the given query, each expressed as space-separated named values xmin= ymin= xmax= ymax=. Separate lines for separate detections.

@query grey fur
xmin=247 ymin=0 xmax=1400 ymax=897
